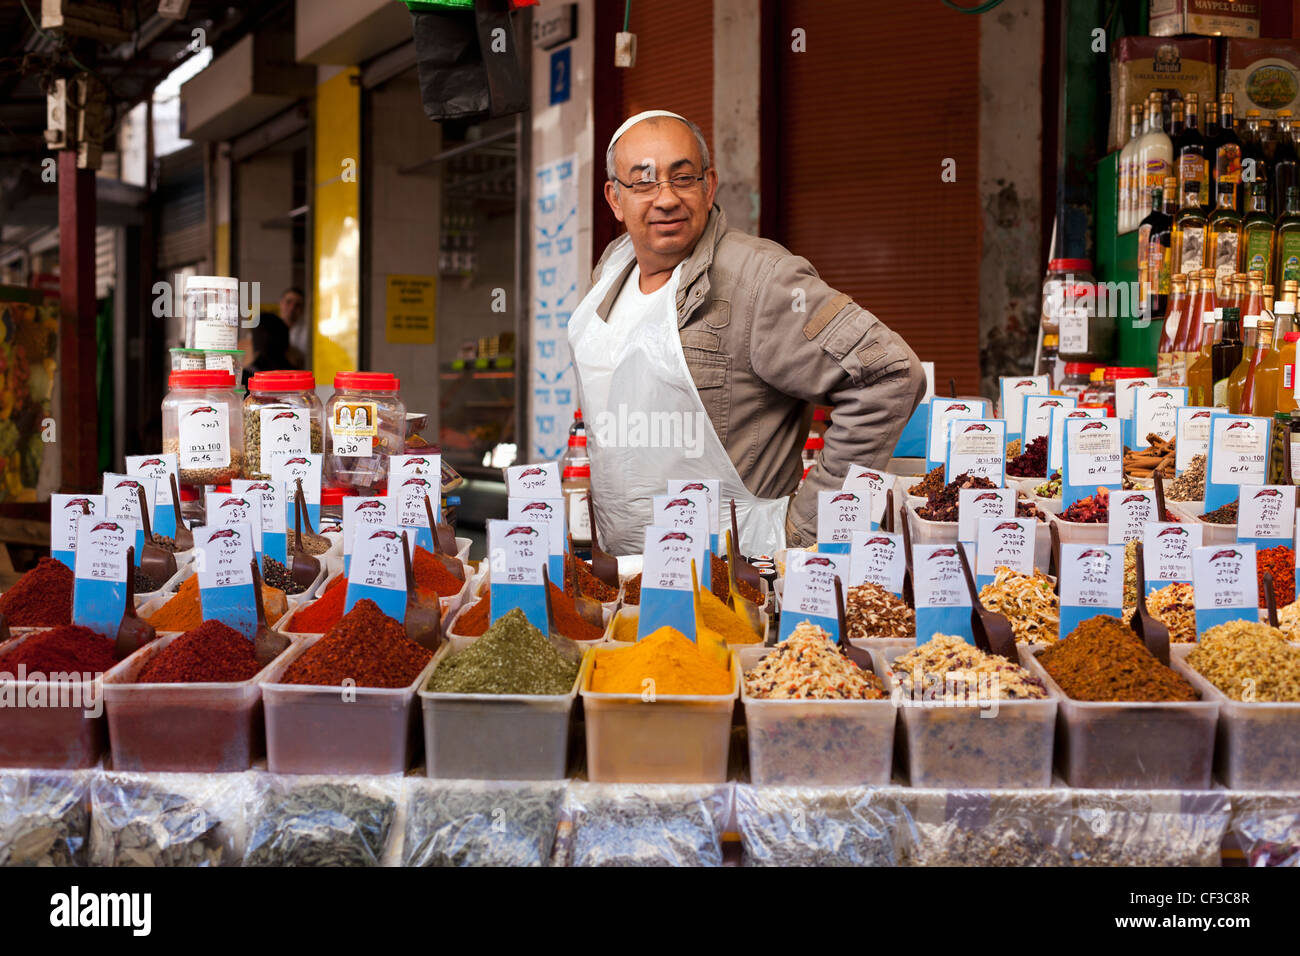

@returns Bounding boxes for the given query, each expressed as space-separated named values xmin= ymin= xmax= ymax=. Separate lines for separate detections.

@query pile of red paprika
xmin=280 ymin=598 xmax=432 ymax=688
xmin=1257 ymin=545 xmax=1295 ymax=608
xmin=0 ymin=625 xmax=117 ymax=675
xmin=136 ymin=620 xmax=265 ymax=684
xmin=0 ymin=557 xmax=74 ymax=626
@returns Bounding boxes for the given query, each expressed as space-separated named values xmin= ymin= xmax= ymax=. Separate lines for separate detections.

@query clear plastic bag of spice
xmin=244 ymin=774 xmax=402 ymax=867
xmin=0 ymin=769 xmax=91 ymax=867
xmin=401 ymin=778 xmax=563 ymax=867
xmin=558 ymin=783 xmax=731 ymax=867
xmin=90 ymin=771 xmax=252 ymax=867
xmin=1068 ymin=791 xmax=1229 ymax=867
xmin=734 ymin=785 xmax=903 ymax=867
xmin=896 ymin=788 xmax=1072 ymax=866
xmin=1228 ymin=793 xmax=1300 ymax=867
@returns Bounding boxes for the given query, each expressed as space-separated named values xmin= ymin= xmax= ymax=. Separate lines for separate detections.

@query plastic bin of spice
xmin=0 ymin=632 xmax=121 ymax=769
xmin=603 ymin=603 xmax=768 ymax=646
xmin=882 ymin=644 xmax=1057 ymax=789
xmin=1023 ymin=648 xmax=1216 ymax=789
xmin=579 ymin=650 xmax=740 ymax=784
xmin=1172 ymin=645 xmax=1300 ymax=790
xmin=260 ymin=634 xmax=438 ymax=774
xmin=1166 ymin=503 xmax=1235 ymax=546
xmin=741 ymin=647 xmax=897 ymax=786
xmin=418 ymin=644 xmax=584 ymax=780
xmin=906 ymin=504 xmax=958 ymax=545
xmin=101 ymin=632 xmax=288 ymax=772
xmin=1049 ymin=512 xmax=1109 ymax=545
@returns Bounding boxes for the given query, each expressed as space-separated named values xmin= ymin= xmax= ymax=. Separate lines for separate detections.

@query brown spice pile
xmin=1037 ymin=615 xmax=1197 ymax=702
xmin=845 ymin=582 xmax=914 ymax=640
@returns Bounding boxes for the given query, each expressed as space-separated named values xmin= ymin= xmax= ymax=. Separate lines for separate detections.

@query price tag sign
xmin=1114 ymin=376 xmax=1159 ymax=420
xmin=72 ymin=515 xmax=136 ymax=637
xmin=999 ymin=375 xmax=1049 ymax=436
xmin=1059 ymin=306 xmax=1088 ymax=356
xmin=1236 ymin=485 xmax=1296 ymax=546
xmin=927 ymin=397 xmax=989 ymax=469
xmin=1058 ymin=543 xmax=1124 ymax=637
xmin=843 ymin=465 xmax=895 ymax=529
xmin=568 ymin=487 xmax=592 ymax=544
xmin=1133 ymin=387 xmax=1186 ymax=443
xmin=509 ymin=497 xmax=566 ymax=589
xmin=911 ymin=543 xmax=973 ymax=645
xmin=816 ymin=489 xmax=870 ymax=553
xmin=946 ymin=418 xmax=1006 ymax=486
xmin=1192 ymin=543 xmax=1258 ymax=634
xmin=344 ymin=525 xmax=409 ymax=622
xmin=1108 ymin=489 xmax=1157 ymax=545
xmin=666 ymin=479 xmax=721 ymax=553
xmin=1023 ymin=394 xmax=1075 ymax=447
xmin=393 ymin=475 xmax=440 ymax=553
xmin=1174 ymin=407 xmax=1213 ymax=475
xmin=271 ymin=452 xmax=323 ymax=528
xmin=1046 ymin=406 xmax=1105 ymax=474
xmin=125 ymin=453 xmax=180 ymax=538
xmin=1062 ymin=417 xmax=1123 ymax=508
xmin=505 ymin=461 xmax=562 ymax=497
xmin=849 ymin=529 xmax=905 ymax=596
xmin=343 ymin=495 xmax=395 ymax=574
xmin=487 ymin=518 xmax=549 ymax=633
xmin=258 ymin=407 xmax=312 ymax=476
xmin=50 ymin=494 xmax=104 ymax=570
xmin=638 ymin=525 xmax=707 ymax=640
xmin=232 ymin=479 xmax=287 ymax=564
xmin=1205 ymin=414 xmax=1271 ymax=511
xmin=974 ymin=516 xmax=1035 ymax=587
xmin=103 ymin=473 xmax=158 ymax=561
xmin=653 ymin=492 xmax=711 ymax=587
xmin=195 ymin=522 xmax=257 ymax=639
xmin=957 ymin=487 xmax=1015 ymax=542
xmin=205 ymin=492 xmax=264 ymax=560
xmin=778 ymin=551 xmax=848 ymax=642
xmin=1142 ymin=522 xmax=1203 ymax=594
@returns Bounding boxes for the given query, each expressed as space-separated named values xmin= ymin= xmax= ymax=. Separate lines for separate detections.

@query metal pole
xmin=58 ymin=149 xmax=101 ymax=490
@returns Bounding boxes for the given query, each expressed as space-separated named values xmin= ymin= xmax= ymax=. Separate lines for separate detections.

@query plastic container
xmin=101 ymin=632 xmax=290 ymax=772
xmin=243 ymin=370 xmax=325 ymax=479
xmin=0 ymin=631 xmax=120 ymax=769
xmin=1047 ymin=260 xmax=1110 ymax=361
xmin=741 ymin=646 xmax=897 ymax=785
xmin=907 ymin=503 xmax=958 ymax=545
xmin=162 ymin=369 xmax=245 ymax=485
xmin=1060 ymin=361 xmax=1101 ymax=401
xmin=418 ymin=644 xmax=584 ymax=780
xmin=184 ymin=275 xmax=240 ymax=350
xmin=1174 ymin=645 xmax=1300 ymax=790
xmin=1103 ymin=366 xmax=1153 ymax=417
xmin=202 ymin=348 xmax=244 ymax=374
xmin=1166 ymin=503 xmax=1234 ymax=545
xmin=169 ymin=347 xmax=205 ymax=372
xmin=324 ymin=371 xmax=406 ymax=496
xmin=883 ymin=644 xmax=1057 ymax=789
xmin=1050 ymin=512 xmax=1109 ymax=544
xmin=1042 ymin=258 xmax=1092 ymax=337
xmin=1024 ymin=647 xmax=1216 ymax=789
xmin=260 ymin=635 xmax=438 ymax=774
xmin=580 ymin=649 xmax=739 ymax=783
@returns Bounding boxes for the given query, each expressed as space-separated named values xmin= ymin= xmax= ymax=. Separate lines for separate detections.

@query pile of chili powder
xmin=0 ymin=557 xmax=74 ymax=626
xmin=136 ymin=620 xmax=263 ymax=684
xmin=279 ymin=598 xmax=433 ymax=688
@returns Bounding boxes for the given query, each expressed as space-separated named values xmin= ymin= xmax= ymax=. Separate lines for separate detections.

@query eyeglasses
xmin=612 ymin=172 xmax=708 ymax=198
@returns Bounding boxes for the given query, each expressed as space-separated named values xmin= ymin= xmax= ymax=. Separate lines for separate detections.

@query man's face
xmin=280 ymin=291 xmax=304 ymax=325
xmin=604 ymin=119 xmax=718 ymax=270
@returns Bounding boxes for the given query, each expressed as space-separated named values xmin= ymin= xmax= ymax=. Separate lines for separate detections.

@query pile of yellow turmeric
xmin=590 ymin=626 xmax=733 ymax=695
xmin=610 ymin=586 xmax=761 ymax=645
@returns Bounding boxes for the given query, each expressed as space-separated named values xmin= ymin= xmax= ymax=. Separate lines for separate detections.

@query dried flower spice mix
xmin=845 ymin=581 xmax=914 ymax=641
xmin=745 ymin=622 xmax=886 ymax=700
xmin=1187 ymin=622 xmax=1300 ymax=702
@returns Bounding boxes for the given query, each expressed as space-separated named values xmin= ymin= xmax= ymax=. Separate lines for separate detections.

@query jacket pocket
xmin=683 ymin=348 xmax=730 ymax=446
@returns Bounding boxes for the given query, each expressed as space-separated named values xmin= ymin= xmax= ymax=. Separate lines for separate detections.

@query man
xmin=280 ymin=286 xmax=308 ymax=368
xmin=567 ymin=110 xmax=926 ymax=555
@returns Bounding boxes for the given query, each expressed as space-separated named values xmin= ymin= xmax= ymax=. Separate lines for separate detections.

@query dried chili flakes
xmin=1061 ymin=492 xmax=1109 ymax=524
xmin=1006 ymin=436 xmax=1048 ymax=477
xmin=279 ymin=598 xmax=433 ymax=688
xmin=1257 ymin=546 xmax=1295 ymax=608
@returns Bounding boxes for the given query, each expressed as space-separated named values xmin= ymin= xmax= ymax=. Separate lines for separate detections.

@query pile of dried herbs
xmin=244 ymin=780 xmax=397 ymax=867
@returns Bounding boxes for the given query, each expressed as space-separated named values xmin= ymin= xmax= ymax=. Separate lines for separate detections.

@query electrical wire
xmin=941 ymin=0 xmax=1006 ymax=13
xmin=624 ymin=0 xmax=631 ymax=32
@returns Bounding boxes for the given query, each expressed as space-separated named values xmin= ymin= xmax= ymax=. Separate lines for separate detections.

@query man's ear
xmin=604 ymin=181 xmax=626 ymax=223
xmin=704 ymin=167 xmax=719 ymax=209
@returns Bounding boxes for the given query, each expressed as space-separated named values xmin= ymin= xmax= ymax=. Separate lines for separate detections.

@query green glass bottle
xmin=1243 ymin=182 xmax=1275 ymax=285
xmin=1274 ymin=186 xmax=1300 ymax=286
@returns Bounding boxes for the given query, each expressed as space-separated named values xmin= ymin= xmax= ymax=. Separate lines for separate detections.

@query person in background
xmin=281 ymin=286 xmax=308 ymax=368
xmin=242 ymin=309 xmax=294 ymax=385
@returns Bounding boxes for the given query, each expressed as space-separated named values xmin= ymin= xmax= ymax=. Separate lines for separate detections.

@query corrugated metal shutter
xmin=618 ymin=0 xmax=713 ymax=147
xmin=775 ymin=1 xmax=983 ymax=395
xmin=155 ymin=144 xmax=207 ymax=270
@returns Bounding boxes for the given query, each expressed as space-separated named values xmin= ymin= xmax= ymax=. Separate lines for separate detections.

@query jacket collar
xmin=595 ymin=205 xmax=728 ymax=324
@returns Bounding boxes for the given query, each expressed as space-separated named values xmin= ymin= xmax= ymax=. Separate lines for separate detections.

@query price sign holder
xmin=344 ymin=525 xmax=409 ymax=621
xmin=196 ymin=522 xmax=258 ymax=638
xmin=487 ymin=518 xmax=549 ymax=634
xmin=1204 ymin=414 xmax=1272 ymax=512
xmin=72 ymin=515 xmax=136 ymax=638
xmin=637 ymin=524 xmax=706 ymax=641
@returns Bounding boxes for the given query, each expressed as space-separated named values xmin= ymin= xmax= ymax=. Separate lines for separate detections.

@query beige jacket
xmin=592 ymin=206 xmax=927 ymax=547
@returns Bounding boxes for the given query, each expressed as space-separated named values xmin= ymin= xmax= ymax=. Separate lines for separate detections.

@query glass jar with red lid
xmin=1060 ymin=362 xmax=1101 ymax=401
xmin=324 ymin=372 xmax=406 ymax=496
xmin=1102 ymin=366 xmax=1153 ymax=417
xmin=243 ymin=370 xmax=325 ymax=479
xmin=162 ymin=369 xmax=245 ymax=485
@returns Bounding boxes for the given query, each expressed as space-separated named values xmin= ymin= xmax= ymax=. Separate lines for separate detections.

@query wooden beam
xmin=58 ymin=148 xmax=100 ymax=491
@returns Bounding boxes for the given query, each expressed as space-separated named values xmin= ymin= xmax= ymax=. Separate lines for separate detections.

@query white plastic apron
xmin=568 ymin=238 xmax=788 ymax=557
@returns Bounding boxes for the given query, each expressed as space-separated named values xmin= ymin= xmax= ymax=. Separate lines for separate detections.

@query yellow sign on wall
xmin=384 ymin=274 xmax=437 ymax=344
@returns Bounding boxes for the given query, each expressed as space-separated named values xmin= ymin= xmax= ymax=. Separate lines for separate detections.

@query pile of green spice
xmin=425 ymin=607 xmax=579 ymax=695
xmin=1036 ymin=615 xmax=1198 ymax=702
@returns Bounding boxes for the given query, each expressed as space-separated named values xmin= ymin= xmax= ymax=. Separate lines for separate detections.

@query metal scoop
xmin=728 ymin=498 xmax=763 ymax=597
xmin=585 ymin=493 xmax=620 ymax=589
xmin=955 ymin=541 xmax=1018 ymax=662
xmin=250 ymin=557 xmax=291 ymax=667
xmin=1263 ymin=571 xmax=1280 ymax=629
xmin=114 ymin=545 xmax=157 ymax=660
xmin=169 ymin=474 xmax=194 ymax=551
xmin=833 ymin=576 xmax=875 ymax=673
xmin=401 ymin=531 xmax=444 ymax=652
xmin=1132 ymin=542 xmax=1171 ymax=665
xmin=135 ymin=484 xmax=177 ymax=584
xmin=289 ymin=484 xmax=323 ymax=590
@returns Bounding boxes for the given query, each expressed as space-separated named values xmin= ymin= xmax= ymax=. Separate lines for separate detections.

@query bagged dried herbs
xmin=560 ymin=784 xmax=729 ymax=867
xmin=1069 ymin=791 xmax=1229 ymax=867
xmin=0 ymin=770 xmax=89 ymax=867
xmin=89 ymin=772 xmax=247 ymax=867
xmin=899 ymin=789 xmax=1072 ymax=866
xmin=244 ymin=777 xmax=398 ymax=867
xmin=402 ymin=779 xmax=563 ymax=867
xmin=734 ymin=785 xmax=901 ymax=867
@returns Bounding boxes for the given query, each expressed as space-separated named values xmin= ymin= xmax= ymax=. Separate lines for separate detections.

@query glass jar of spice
xmin=243 ymin=371 xmax=325 ymax=479
xmin=324 ymin=372 xmax=406 ymax=496
xmin=162 ymin=370 xmax=245 ymax=486
xmin=1060 ymin=362 xmax=1101 ymax=402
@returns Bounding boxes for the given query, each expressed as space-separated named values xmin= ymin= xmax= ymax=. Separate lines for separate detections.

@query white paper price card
xmin=817 ymin=488 xmax=871 ymax=548
xmin=843 ymin=465 xmax=895 ymax=527
xmin=205 ymin=491 xmax=264 ymax=554
xmin=927 ymin=397 xmax=989 ymax=466
xmin=487 ymin=518 xmax=548 ymax=585
xmin=778 ymin=551 xmax=848 ymax=641
xmin=125 ymin=454 xmax=178 ymax=506
xmin=1047 ymin=406 xmax=1105 ymax=473
xmin=568 ymin=488 xmax=591 ymax=542
xmin=653 ymin=492 xmax=710 ymax=538
xmin=957 ymin=487 xmax=1015 ymax=542
xmin=1107 ymin=489 xmax=1157 ymax=544
xmin=1236 ymin=486 xmax=1296 ymax=544
xmin=258 ymin=406 xmax=312 ymax=475
xmin=505 ymin=461 xmax=561 ymax=497
xmin=1207 ymin=415 xmax=1270 ymax=492
xmin=666 ymin=479 xmax=721 ymax=535
xmin=849 ymin=529 xmax=905 ymax=595
xmin=195 ymin=522 xmax=256 ymax=588
xmin=1142 ymin=522 xmax=1203 ymax=589
xmin=103 ymin=473 xmax=157 ymax=523
xmin=393 ymin=475 xmax=439 ymax=527
xmin=177 ymin=400 xmax=230 ymax=469
xmin=1058 ymin=543 xmax=1125 ymax=637
xmin=1192 ymin=544 xmax=1258 ymax=632
xmin=641 ymin=525 xmax=707 ymax=592
xmin=1062 ymin=417 xmax=1122 ymax=507
xmin=912 ymin=544 xmax=968 ymax=607
xmin=508 ymin=497 xmax=566 ymax=556
xmin=74 ymin=516 xmax=134 ymax=583
xmin=999 ymin=375 xmax=1048 ymax=434
xmin=1114 ymin=376 xmax=1159 ymax=420
xmin=50 ymin=494 xmax=103 ymax=564
xmin=975 ymin=516 xmax=1036 ymax=578
xmin=1059 ymin=307 xmax=1088 ymax=355
xmin=232 ymin=480 xmax=285 ymax=534
xmin=1175 ymin=407 xmax=1213 ymax=475
xmin=1023 ymin=394 xmax=1075 ymax=446
xmin=1133 ymin=386 xmax=1186 ymax=442
xmin=946 ymin=418 xmax=1006 ymax=486
xmin=391 ymin=452 xmax=442 ymax=483
xmin=270 ymin=452 xmax=322 ymax=504
xmin=342 ymin=495 xmax=394 ymax=556
xmin=351 ymin=526 xmax=407 ymax=591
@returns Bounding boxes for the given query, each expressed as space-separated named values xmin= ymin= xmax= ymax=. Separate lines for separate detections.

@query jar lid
xmin=1287 ymin=332 xmax=1300 ymax=342
xmin=249 ymin=370 xmax=316 ymax=391
xmin=168 ymin=369 xmax=237 ymax=389
xmin=562 ymin=465 xmax=591 ymax=479
xmin=1104 ymin=366 xmax=1152 ymax=379
xmin=805 ymin=435 xmax=825 ymax=450
xmin=1063 ymin=362 xmax=1100 ymax=374
xmin=321 ymin=486 xmax=350 ymax=506
xmin=334 ymin=371 xmax=400 ymax=391
xmin=186 ymin=276 xmax=239 ymax=291
xmin=1048 ymin=258 xmax=1091 ymax=273
xmin=213 ymin=485 xmax=231 ymax=494
xmin=1043 ymin=335 xmax=1059 ymax=347
xmin=179 ymin=486 xmax=199 ymax=502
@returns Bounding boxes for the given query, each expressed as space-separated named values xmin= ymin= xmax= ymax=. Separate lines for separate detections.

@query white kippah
xmin=606 ymin=110 xmax=689 ymax=156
